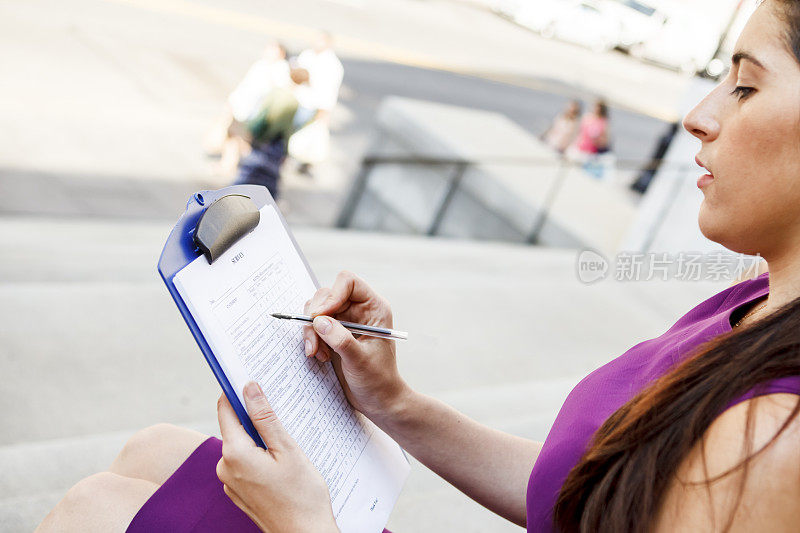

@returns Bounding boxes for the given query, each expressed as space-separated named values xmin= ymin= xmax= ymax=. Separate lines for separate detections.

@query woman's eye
xmin=730 ymin=86 xmax=755 ymax=101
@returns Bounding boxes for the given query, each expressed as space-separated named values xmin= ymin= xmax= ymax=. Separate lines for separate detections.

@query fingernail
xmin=304 ymin=339 xmax=312 ymax=356
xmin=245 ymin=381 xmax=262 ymax=400
xmin=314 ymin=316 xmax=331 ymax=335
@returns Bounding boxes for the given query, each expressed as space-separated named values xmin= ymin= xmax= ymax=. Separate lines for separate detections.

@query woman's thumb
xmin=243 ymin=381 xmax=292 ymax=450
xmin=313 ymin=316 xmax=360 ymax=360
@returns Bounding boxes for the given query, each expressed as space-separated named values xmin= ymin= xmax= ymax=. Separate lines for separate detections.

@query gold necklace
xmin=733 ymin=301 xmax=768 ymax=328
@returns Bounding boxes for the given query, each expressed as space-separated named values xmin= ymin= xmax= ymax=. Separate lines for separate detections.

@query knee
xmin=111 ymin=423 xmax=208 ymax=484
xmin=38 ymin=473 xmax=117 ymax=531
xmin=132 ymin=423 xmax=187 ymax=443
xmin=112 ymin=424 xmax=163 ymax=470
xmin=37 ymin=472 xmax=158 ymax=532
xmin=119 ymin=423 xmax=186 ymax=458
xmin=62 ymin=472 xmax=116 ymax=507
xmin=118 ymin=423 xmax=204 ymax=461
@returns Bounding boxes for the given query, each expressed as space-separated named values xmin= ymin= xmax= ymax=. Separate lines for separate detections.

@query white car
xmin=633 ymin=10 xmax=718 ymax=74
xmin=603 ymin=0 xmax=667 ymax=51
xmin=512 ymin=0 xmax=565 ymax=32
xmin=491 ymin=0 xmax=526 ymax=18
xmin=515 ymin=0 xmax=623 ymax=53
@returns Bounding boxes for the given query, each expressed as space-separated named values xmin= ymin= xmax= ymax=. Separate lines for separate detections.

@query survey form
xmin=173 ymin=204 xmax=409 ymax=533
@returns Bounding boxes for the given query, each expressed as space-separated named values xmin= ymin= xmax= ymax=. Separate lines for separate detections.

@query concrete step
xmin=0 ymin=167 xmax=347 ymax=228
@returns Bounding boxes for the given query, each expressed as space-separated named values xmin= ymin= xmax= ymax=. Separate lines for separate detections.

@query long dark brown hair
xmin=554 ymin=4 xmax=800 ymax=531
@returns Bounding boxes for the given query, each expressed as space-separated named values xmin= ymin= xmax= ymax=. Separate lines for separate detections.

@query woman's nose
xmin=683 ymin=97 xmax=721 ymax=142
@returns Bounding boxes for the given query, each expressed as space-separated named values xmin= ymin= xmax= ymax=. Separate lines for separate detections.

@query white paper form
xmin=173 ymin=205 xmax=409 ymax=533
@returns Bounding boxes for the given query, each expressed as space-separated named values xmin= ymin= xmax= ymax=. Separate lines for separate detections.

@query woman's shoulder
xmin=655 ymin=392 xmax=800 ymax=531
xmin=689 ymin=392 xmax=800 ymax=495
xmin=710 ymin=392 xmax=800 ymax=467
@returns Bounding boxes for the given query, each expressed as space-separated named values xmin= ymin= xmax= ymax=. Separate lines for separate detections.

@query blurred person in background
xmin=235 ymin=67 xmax=314 ymax=200
xmin=204 ymin=41 xmax=291 ymax=176
xmin=568 ymin=98 xmax=612 ymax=179
xmin=37 ymin=2 xmax=800 ymax=533
xmin=288 ymin=31 xmax=344 ymax=177
xmin=541 ymin=99 xmax=582 ymax=155
xmin=571 ymin=98 xmax=611 ymax=156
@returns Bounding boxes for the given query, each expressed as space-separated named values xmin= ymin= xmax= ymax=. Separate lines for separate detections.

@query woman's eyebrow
xmin=732 ymin=50 xmax=768 ymax=71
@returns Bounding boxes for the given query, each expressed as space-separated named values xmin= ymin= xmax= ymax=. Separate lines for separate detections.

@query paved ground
xmin=0 ymin=216 xmax=729 ymax=531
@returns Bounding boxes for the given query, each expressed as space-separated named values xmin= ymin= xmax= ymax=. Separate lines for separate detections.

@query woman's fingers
xmin=222 ymin=483 xmax=259 ymax=524
xmin=315 ymin=343 xmax=332 ymax=363
xmin=308 ymin=287 xmax=340 ymax=318
xmin=303 ymin=324 xmax=318 ymax=357
xmin=304 ymin=321 xmax=341 ymax=362
xmin=217 ymin=394 xmax=256 ymax=450
xmin=330 ymin=270 xmax=375 ymax=306
xmin=309 ymin=271 xmax=372 ymax=318
xmin=311 ymin=271 xmax=371 ymax=318
xmin=312 ymin=316 xmax=364 ymax=366
xmin=242 ymin=381 xmax=294 ymax=453
xmin=303 ymin=272 xmax=387 ymax=361
xmin=304 ymin=300 xmax=323 ymax=359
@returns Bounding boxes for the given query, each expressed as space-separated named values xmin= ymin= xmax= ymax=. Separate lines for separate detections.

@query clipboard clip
xmin=193 ymin=194 xmax=260 ymax=264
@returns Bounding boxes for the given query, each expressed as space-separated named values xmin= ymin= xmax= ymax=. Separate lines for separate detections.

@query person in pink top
xmin=39 ymin=2 xmax=800 ymax=532
xmin=573 ymin=99 xmax=610 ymax=156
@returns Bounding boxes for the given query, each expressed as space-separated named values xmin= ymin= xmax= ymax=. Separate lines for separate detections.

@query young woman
xmin=37 ymin=1 xmax=800 ymax=531
xmin=571 ymin=99 xmax=610 ymax=156
xmin=543 ymin=99 xmax=582 ymax=154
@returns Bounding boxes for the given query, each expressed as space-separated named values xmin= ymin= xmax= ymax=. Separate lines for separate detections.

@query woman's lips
xmin=695 ymin=156 xmax=714 ymax=189
xmin=697 ymin=173 xmax=714 ymax=189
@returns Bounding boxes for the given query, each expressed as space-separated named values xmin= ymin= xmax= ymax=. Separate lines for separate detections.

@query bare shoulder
xmin=653 ymin=393 xmax=800 ymax=532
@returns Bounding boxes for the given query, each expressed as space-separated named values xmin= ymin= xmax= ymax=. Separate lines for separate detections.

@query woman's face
xmin=567 ymin=101 xmax=580 ymax=117
xmin=684 ymin=2 xmax=800 ymax=256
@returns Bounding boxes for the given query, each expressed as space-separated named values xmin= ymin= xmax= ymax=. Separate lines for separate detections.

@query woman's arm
xmin=653 ymin=393 xmax=800 ymax=532
xmin=304 ymin=271 xmax=542 ymax=527
xmin=378 ymin=390 xmax=542 ymax=527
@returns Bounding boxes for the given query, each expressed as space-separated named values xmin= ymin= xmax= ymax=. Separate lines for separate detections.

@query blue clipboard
xmin=157 ymin=185 xmax=320 ymax=448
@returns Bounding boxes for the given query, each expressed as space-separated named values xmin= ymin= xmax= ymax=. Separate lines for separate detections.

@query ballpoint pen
xmin=270 ymin=312 xmax=408 ymax=341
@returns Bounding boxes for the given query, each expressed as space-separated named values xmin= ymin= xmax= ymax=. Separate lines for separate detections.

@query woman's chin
xmin=698 ymin=210 xmax=758 ymax=255
xmin=698 ymin=208 xmax=731 ymax=247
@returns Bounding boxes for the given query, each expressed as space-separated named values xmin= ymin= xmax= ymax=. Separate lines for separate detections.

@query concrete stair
xmin=0 ymin=216 xmax=728 ymax=531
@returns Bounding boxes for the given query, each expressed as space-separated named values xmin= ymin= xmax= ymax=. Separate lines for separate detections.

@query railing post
xmin=336 ymin=159 xmax=375 ymax=229
xmin=526 ymin=157 xmax=570 ymax=244
xmin=427 ymin=161 xmax=468 ymax=236
xmin=640 ymin=164 xmax=691 ymax=253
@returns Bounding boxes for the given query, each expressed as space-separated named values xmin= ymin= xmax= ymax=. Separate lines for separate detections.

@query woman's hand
xmin=303 ymin=271 xmax=411 ymax=423
xmin=216 ymin=382 xmax=338 ymax=533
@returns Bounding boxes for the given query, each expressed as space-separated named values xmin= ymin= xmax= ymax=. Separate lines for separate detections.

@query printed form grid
xmin=211 ymin=253 xmax=373 ymax=504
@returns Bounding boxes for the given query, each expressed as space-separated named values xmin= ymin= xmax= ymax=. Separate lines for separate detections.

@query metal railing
xmin=336 ymin=154 xmax=697 ymax=245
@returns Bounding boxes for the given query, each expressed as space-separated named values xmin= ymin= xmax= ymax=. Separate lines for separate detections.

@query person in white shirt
xmin=289 ymin=32 xmax=344 ymax=175
xmin=204 ymin=42 xmax=290 ymax=175
xmin=228 ymin=42 xmax=291 ymax=123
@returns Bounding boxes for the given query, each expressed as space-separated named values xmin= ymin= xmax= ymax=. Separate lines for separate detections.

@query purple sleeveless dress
xmin=525 ymin=272 xmax=800 ymax=532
